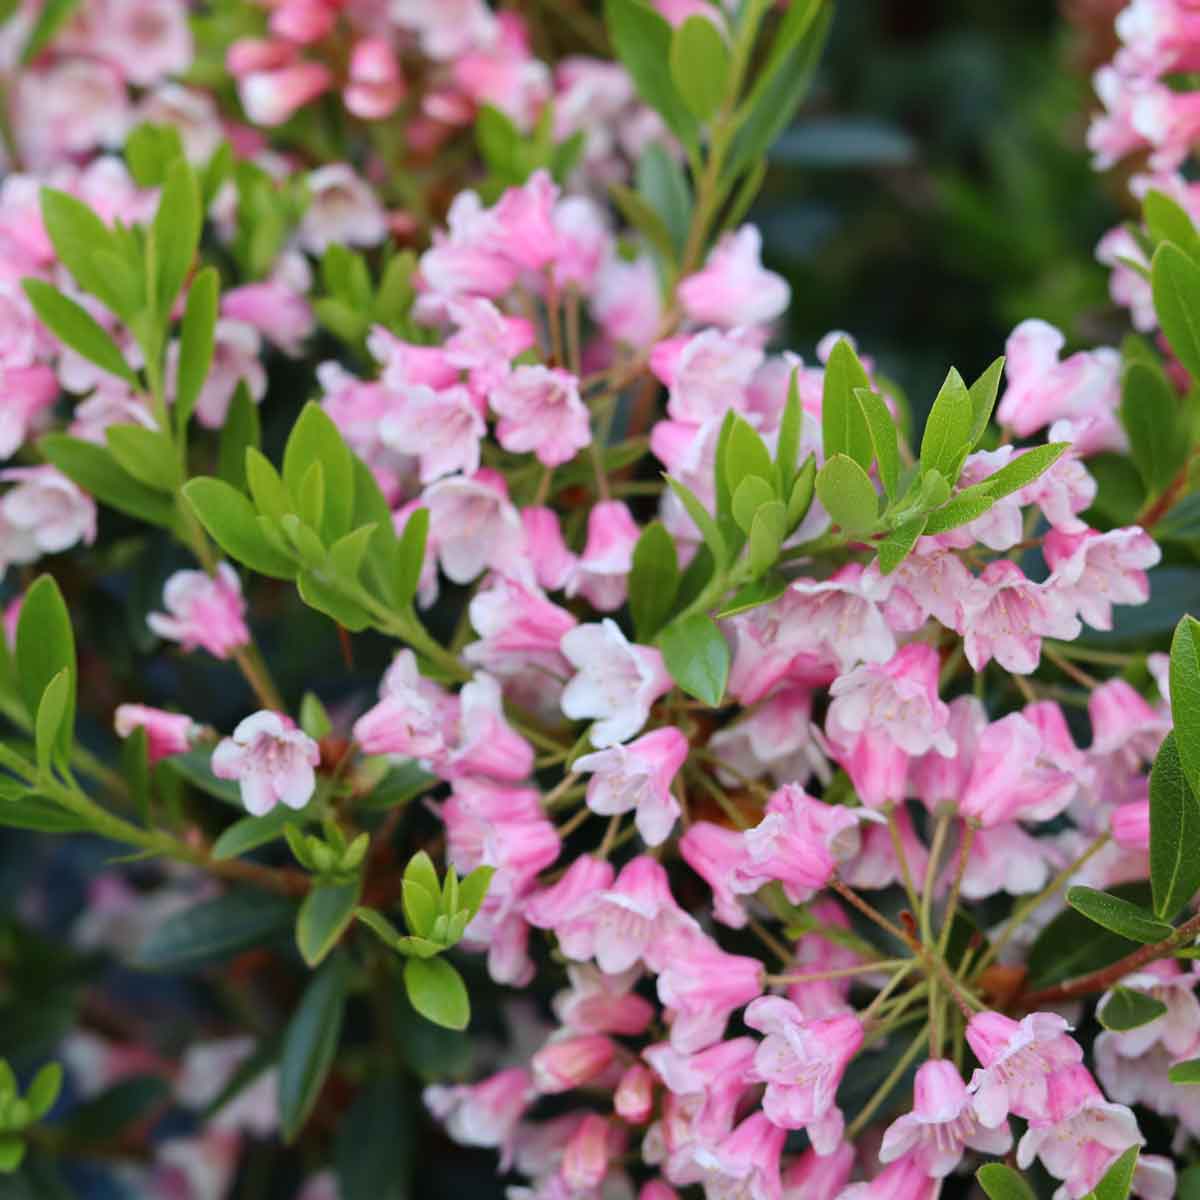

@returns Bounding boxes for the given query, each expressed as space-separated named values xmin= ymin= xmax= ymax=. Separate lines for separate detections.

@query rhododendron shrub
xmin=0 ymin=0 xmax=1199 ymax=1197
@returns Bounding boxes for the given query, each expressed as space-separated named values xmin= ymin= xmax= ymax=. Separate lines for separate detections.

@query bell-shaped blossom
xmin=656 ymin=929 xmax=764 ymax=1052
xmin=420 ymin=190 xmax=521 ymax=300
xmin=488 ymin=170 xmax=561 ymax=272
xmin=425 ymin=1068 xmax=532 ymax=1167
xmin=521 ymin=506 xmax=577 ymax=592
xmin=653 ymin=327 xmax=763 ymax=425
xmin=743 ymin=997 xmax=861 ymax=1153
xmin=1112 ymin=798 xmax=1150 ymax=850
xmin=0 ymin=465 xmax=96 ymax=569
xmin=176 ymin=1036 xmax=277 ymax=1136
xmin=491 ymin=365 xmax=591 ymax=468
xmin=147 ymin=564 xmax=250 ymax=660
xmin=958 ymin=713 xmax=1077 ymax=826
xmin=531 ymin=1034 xmax=618 ymax=1094
xmin=836 ymin=1154 xmax=941 ymax=1200
xmin=910 ymin=695 xmax=986 ymax=810
xmin=561 ymin=1114 xmax=625 ymax=1193
xmin=862 ymin=545 xmax=974 ymax=633
xmin=781 ymin=1143 xmax=855 ymax=1199
xmin=968 ymin=1011 xmax=1085 ymax=1127
xmin=379 ymin=384 xmax=486 ymax=483
xmin=679 ymin=821 xmax=756 ymax=929
xmin=880 ymin=1059 xmax=1012 ymax=1177
xmin=1020 ymin=451 xmax=1097 ymax=533
xmin=560 ymin=619 xmax=673 ymax=747
xmin=574 ymin=726 xmax=689 ymax=845
xmin=114 ymin=704 xmax=195 ymax=764
xmin=1045 ymin=526 xmax=1160 ymax=631
xmin=0 ymin=365 xmax=58 ymax=461
xmin=552 ymin=965 xmax=654 ymax=1037
xmin=221 ymin=280 xmax=313 ymax=357
xmin=708 ymin=685 xmax=829 ymax=790
xmin=344 ymin=36 xmax=406 ymax=120
xmin=678 ymin=226 xmax=790 ymax=329
xmin=353 ymin=649 xmax=455 ymax=760
xmin=1017 ymin=1065 xmax=1144 ymax=1199
xmin=956 ymin=822 xmax=1056 ymax=899
xmin=1088 ymin=677 xmax=1170 ymax=770
xmin=692 ymin=1113 xmax=786 ymax=1200
xmin=616 ymin=1063 xmax=656 ymax=1124
xmin=592 ymin=255 xmax=663 ymax=347
xmin=424 ymin=470 xmax=525 ymax=584
xmin=441 ymin=673 xmax=534 ymax=782
xmin=211 ymin=711 xmax=320 ymax=816
xmin=565 ymin=500 xmax=640 ymax=612
xmin=961 ymin=560 xmax=1082 ymax=675
xmin=299 ymin=164 xmax=388 ymax=253
xmin=238 ymin=57 xmax=333 ymax=128
xmin=443 ymin=297 xmax=535 ymax=393
xmin=840 ymin=803 xmax=930 ymax=892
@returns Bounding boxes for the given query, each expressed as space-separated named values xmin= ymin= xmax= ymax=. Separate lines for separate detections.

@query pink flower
xmin=561 ymin=1114 xmax=624 ymax=1192
xmin=592 ymin=256 xmax=663 ymax=347
xmin=114 ymin=705 xmax=195 ymax=763
xmin=391 ymin=0 xmax=497 ymax=60
xmin=959 ymin=713 xmax=1077 ymax=826
xmin=678 ymin=821 xmax=756 ymax=928
xmin=424 ymin=470 xmax=525 ymax=584
xmin=239 ymin=60 xmax=333 ymax=128
xmin=420 ymin=191 xmax=520 ymax=299
xmin=560 ymin=619 xmax=673 ymax=747
xmin=678 ymin=226 xmax=790 ymax=329
xmin=552 ymin=964 xmax=655 ymax=1037
xmin=441 ymin=673 xmax=534 ymax=782
xmin=1097 ymin=964 xmax=1200 ymax=1060
xmin=0 ymin=365 xmax=58 ymax=460
xmin=1045 ymin=527 xmax=1161 ymax=631
xmin=353 ymin=649 xmax=454 ymax=760
xmin=836 ymin=1154 xmax=941 ymax=1200
xmin=94 ymin=0 xmax=193 ymax=87
xmin=0 ymin=465 xmax=96 ymax=567
xmin=1017 ymin=1066 xmax=1144 ymax=1199
xmin=693 ymin=1113 xmax=786 ymax=1200
xmin=300 ymin=164 xmax=388 ymax=253
xmin=1112 ymin=799 xmax=1150 ymax=850
xmin=616 ymin=1063 xmax=656 ymax=1124
xmin=910 ymin=695 xmax=986 ymax=810
xmin=211 ymin=711 xmax=320 ymax=816
xmin=575 ymin=726 xmax=688 ymax=845
xmin=1088 ymin=678 xmax=1169 ymax=767
xmin=956 ymin=822 xmax=1056 ymax=899
xmin=743 ymin=998 xmax=862 ymax=1153
xmin=968 ymin=1011 xmax=1086 ymax=1127
xmin=14 ymin=61 xmax=129 ymax=167
xmin=566 ymin=500 xmax=640 ymax=612
xmin=490 ymin=366 xmax=591 ymax=468
xmin=344 ymin=37 xmax=406 ymax=120
xmin=147 ymin=564 xmax=251 ymax=661
xmin=656 ymin=931 xmax=764 ymax=1052
xmin=176 ymin=1036 xmax=277 ymax=1136
xmin=996 ymin=319 xmax=1122 ymax=439
xmin=551 ymin=195 xmax=611 ymax=290
xmin=862 ymin=546 xmax=973 ymax=634
xmin=781 ymin=1144 xmax=855 ymax=1199
xmin=221 ymin=282 xmax=313 ymax=357
xmin=380 ymin=384 xmax=486 ymax=483
xmin=443 ymin=297 xmax=535 ymax=393
xmin=531 ymin=1034 xmax=618 ymax=1093
xmin=521 ymin=506 xmax=577 ymax=592
xmin=707 ymin=685 xmax=829 ymax=791
xmin=880 ymin=1059 xmax=1012 ymax=1177
xmin=492 ymin=170 xmax=560 ymax=272
xmin=269 ymin=0 xmax=337 ymax=42
xmin=961 ymin=560 xmax=1082 ymax=675
xmin=424 ymin=1068 xmax=531 ymax=1166
xmin=654 ymin=328 xmax=763 ymax=424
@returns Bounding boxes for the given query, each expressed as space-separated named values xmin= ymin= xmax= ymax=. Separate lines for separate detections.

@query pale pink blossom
xmin=239 ymin=59 xmax=333 ymax=128
xmin=653 ymin=328 xmax=763 ymax=424
xmin=391 ymin=0 xmax=497 ymax=60
xmin=380 ymin=383 xmax=486 ymax=483
xmin=221 ymin=281 xmax=313 ymax=357
xmin=957 ymin=822 xmax=1056 ymax=899
xmin=490 ymin=365 xmax=591 ymax=468
xmin=176 ymin=1036 xmax=278 ymax=1136
xmin=137 ymin=85 xmax=224 ymax=164
xmin=14 ymin=61 xmax=129 ymax=167
xmin=678 ymin=821 xmax=756 ymax=929
xmin=656 ymin=930 xmax=764 ymax=1052
xmin=1097 ymin=963 xmax=1200 ymax=1060
xmin=743 ymin=997 xmax=862 ymax=1153
xmin=1088 ymin=677 xmax=1170 ymax=768
xmin=353 ymin=649 xmax=454 ymax=760
xmin=443 ymin=297 xmax=535 ymax=393
xmin=114 ymin=705 xmax=195 ymax=763
xmin=1045 ymin=526 xmax=1161 ymax=631
xmin=961 ymin=560 xmax=1082 ymax=675
xmin=1112 ymin=799 xmax=1151 ymax=850
xmin=420 ymin=191 xmax=520 ymax=299
xmin=440 ymin=672 xmax=534 ymax=782
xmin=552 ymin=964 xmax=655 ymax=1037
xmin=147 ymin=564 xmax=250 ymax=660
xmin=836 ymin=1154 xmax=941 ymax=1200
xmin=300 ymin=164 xmax=388 ymax=253
xmin=1020 ymin=451 xmax=1097 ymax=533
xmin=551 ymin=195 xmax=611 ymax=289
xmin=693 ymin=1113 xmax=785 ymax=1200
xmin=782 ymin=1145 xmax=855 ymax=1199
xmin=211 ymin=711 xmax=320 ymax=816
xmin=424 ymin=470 xmax=525 ymax=584
xmin=561 ymin=1114 xmax=624 ymax=1193
xmin=575 ymin=726 xmax=688 ymax=845
xmin=592 ymin=256 xmax=663 ymax=348
xmin=0 ymin=465 xmax=95 ymax=571
xmin=615 ymin=1063 xmax=656 ymax=1124
xmin=560 ymin=619 xmax=672 ymax=747
xmin=424 ymin=1068 xmax=531 ymax=1167
xmin=531 ymin=1034 xmax=618 ymax=1093
xmin=862 ymin=546 xmax=974 ymax=633
xmin=521 ymin=506 xmax=577 ymax=592
xmin=451 ymin=14 xmax=552 ymax=132
xmin=566 ymin=500 xmax=640 ymax=611
xmin=0 ymin=365 xmax=59 ymax=460
xmin=93 ymin=0 xmax=193 ymax=87
xmin=678 ymin=226 xmax=790 ymax=329
xmin=707 ymin=686 xmax=829 ymax=790
xmin=344 ymin=37 xmax=406 ymax=120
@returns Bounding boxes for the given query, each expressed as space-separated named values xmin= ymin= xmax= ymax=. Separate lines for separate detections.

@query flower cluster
xmin=0 ymin=1 xmax=1197 ymax=1199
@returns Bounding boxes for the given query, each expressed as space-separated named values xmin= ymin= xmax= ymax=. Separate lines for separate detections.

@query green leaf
xmin=635 ymin=143 xmax=691 ymax=256
xmin=404 ymin=957 xmax=470 ymax=1031
xmin=1121 ymin=361 xmax=1187 ymax=494
xmin=604 ymin=0 xmax=698 ymax=150
xmin=279 ymin=954 xmax=349 ymax=1140
xmin=1170 ymin=616 xmax=1200 ymax=799
xmin=20 ymin=0 xmax=80 ymax=62
xmin=60 ymin=1077 xmax=168 ymax=1143
xmin=217 ymin=384 xmax=261 ymax=492
xmin=669 ymin=16 xmax=730 ymax=122
xmin=786 ymin=454 xmax=817 ymax=530
xmin=816 ymin=454 xmax=878 ymax=534
xmin=357 ymin=761 xmax=437 ymax=812
xmin=978 ymin=441 xmax=1069 ymax=501
xmin=34 ymin=671 xmax=70 ymax=775
xmin=37 ymin=187 xmax=125 ymax=314
xmin=457 ymin=866 xmax=494 ymax=923
xmin=821 ymin=338 xmax=874 ymax=471
xmin=728 ymin=0 xmax=832 ymax=178
xmin=163 ymin=747 xmax=242 ymax=806
xmin=921 ymin=487 xmax=996 ymax=535
xmin=297 ymin=571 xmax=373 ymax=632
xmin=151 ymin=158 xmax=201 ymax=315
xmin=297 ymin=461 xmax=326 ymax=533
xmin=976 ymin=1164 xmax=1036 ymax=1200
xmin=658 ymin=612 xmax=729 ymax=707
xmin=723 ymin=413 xmax=775 ymax=501
xmin=283 ymin=403 xmax=355 ymax=543
xmin=967 ymin=356 xmax=1005 ymax=449
xmin=176 ymin=268 xmax=219 ymax=434
xmin=1088 ymin=1145 xmax=1139 ymax=1200
xmin=393 ymin=506 xmax=429 ymax=611
xmin=405 ymin=850 xmax=440 ymax=896
xmin=732 ymin=475 xmax=776 ymax=534
xmin=1152 ymin=241 xmax=1200 ymax=382
xmin=854 ymin=388 xmax=899 ymax=498
xmin=877 ymin=515 xmax=929 ymax=575
xmin=0 ymin=794 xmax=89 ymax=833
xmin=135 ymin=891 xmax=295 ymax=970
xmin=1097 ymin=986 xmax=1168 ymax=1031
xmin=0 ymin=1136 xmax=23 ymax=1172
xmin=1144 ymin=188 xmax=1200 ymax=259
xmin=630 ymin=521 xmax=680 ymax=642
xmin=747 ymin=499 xmax=786 ymax=577
xmin=714 ymin=572 xmax=787 ymax=618
xmin=299 ymin=692 xmax=332 ymax=740
xmin=211 ymin=804 xmax=298 ymax=860
xmin=335 ymin=1075 xmax=413 ymax=1200
xmin=1158 ymin=493 xmax=1200 ymax=542
xmin=105 ymin=424 xmax=179 ymax=493
xmin=609 ymin=183 xmax=677 ymax=265
xmin=1066 ymin=885 xmax=1174 ymax=944
xmin=403 ymin=879 xmax=438 ymax=939
xmin=244 ymin=445 xmax=291 ymax=520
xmin=1170 ymin=1058 xmax=1200 ymax=1084
xmin=25 ymin=1063 xmax=62 ymax=1121
xmin=183 ymin=477 xmax=297 ymax=579
xmin=920 ymin=367 xmax=973 ymax=482
xmin=22 ymin=279 xmax=136 ymax=385
xmin=296 ymin=880 xmax=362 ymax=968
xmin=1149 ymin=732 xmax=1200 ymax=918
xmin=666 ymin=476 xmax=727 ymax=570
xmin=40 ymin=433 xmax=178 ymax=528
xmin=775 ymin=369 xmax=804 ymax=495
xmin=16 ymin=577 xmax=74 ymax=756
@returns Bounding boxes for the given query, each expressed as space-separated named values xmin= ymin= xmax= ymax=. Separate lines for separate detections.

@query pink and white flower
xmin=147 ymin=564 xmax=250 ymax=661
xmin=211 ymin=711 xmax=320 ymax=817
